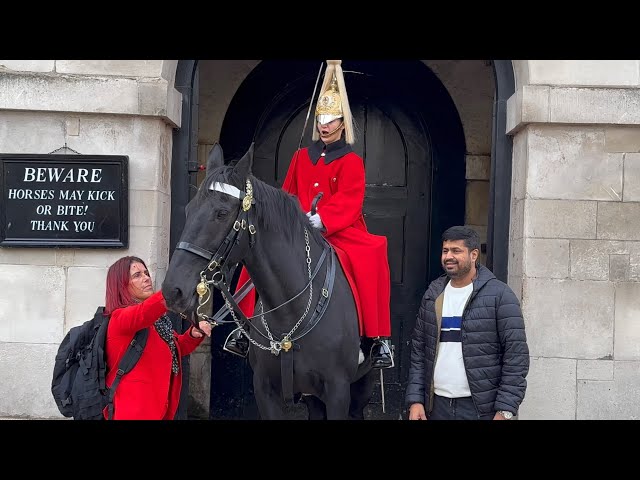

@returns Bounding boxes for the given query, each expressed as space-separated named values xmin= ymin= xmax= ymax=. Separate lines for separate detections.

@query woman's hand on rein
xmin=190 ymin=321 xmax=213 ymax=338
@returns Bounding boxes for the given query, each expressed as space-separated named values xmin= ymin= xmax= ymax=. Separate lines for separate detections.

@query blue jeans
xmin=428 ymin=394 xmax=493 ymax=420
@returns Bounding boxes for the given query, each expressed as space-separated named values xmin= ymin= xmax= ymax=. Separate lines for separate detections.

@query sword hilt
xmin=311 ymin=192 xmax=324 ymax=216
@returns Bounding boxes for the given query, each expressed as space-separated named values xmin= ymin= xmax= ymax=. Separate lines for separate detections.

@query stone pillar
xmin=507 ymin=60 xmax=640 ymax=419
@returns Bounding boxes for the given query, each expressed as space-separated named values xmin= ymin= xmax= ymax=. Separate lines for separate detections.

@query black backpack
xmin=51 ymin=306 xmax=148 ymax=420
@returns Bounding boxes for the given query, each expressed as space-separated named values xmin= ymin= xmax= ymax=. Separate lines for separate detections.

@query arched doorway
xmin=170 ymin=59 xmax=515 ymax=419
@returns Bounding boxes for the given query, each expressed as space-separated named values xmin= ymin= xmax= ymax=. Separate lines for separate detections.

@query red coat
xmin=237 ymin=139 xmax=391 ymax=338
xmin=104 ymin=291 xmax=204 ymax=420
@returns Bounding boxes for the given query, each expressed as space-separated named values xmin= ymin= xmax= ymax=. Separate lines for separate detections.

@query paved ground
xmin=0 ymin=416 xmax=67 ymax=420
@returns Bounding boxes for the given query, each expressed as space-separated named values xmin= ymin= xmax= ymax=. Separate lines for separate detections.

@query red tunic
xmin=104 ymin=291 xmax=205 ymax=420
xmin=236 ymin=140 xmax=391 ymax=338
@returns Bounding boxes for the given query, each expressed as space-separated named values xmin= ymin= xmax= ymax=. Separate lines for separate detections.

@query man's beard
xmin=443 ymin=259 xmax=472 ymax=279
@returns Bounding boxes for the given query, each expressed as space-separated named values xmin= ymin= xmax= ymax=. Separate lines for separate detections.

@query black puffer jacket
xmin=405 ymin=264 xmax=529 ymax=416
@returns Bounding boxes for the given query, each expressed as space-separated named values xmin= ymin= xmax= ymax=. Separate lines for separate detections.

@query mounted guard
xmin=226 ymin=60 xmax=394 ymax=369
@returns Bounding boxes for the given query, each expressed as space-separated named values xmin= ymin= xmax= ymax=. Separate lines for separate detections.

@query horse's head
xmin=162 ymin=142 xmax=254 ymax=314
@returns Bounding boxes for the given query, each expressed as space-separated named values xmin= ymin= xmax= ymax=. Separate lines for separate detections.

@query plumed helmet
xmin=312 ymin=60 xmax=355 ymax=145
xmin=315 ymin=75 xmax=342 ymax=125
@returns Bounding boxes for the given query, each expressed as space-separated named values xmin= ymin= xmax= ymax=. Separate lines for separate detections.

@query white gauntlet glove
xmin=306 ymin=211 xmax=324 ymax=230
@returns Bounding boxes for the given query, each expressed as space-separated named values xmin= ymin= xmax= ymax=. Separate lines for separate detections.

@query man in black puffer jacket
xmin=405 ymin=226 xmax=529 ymax=420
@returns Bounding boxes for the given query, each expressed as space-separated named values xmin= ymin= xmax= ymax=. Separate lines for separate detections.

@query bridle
xmin=175 ymin=177 xmax=334 ymax=358
xmin=176 ymin=178 xmax=257 ymax=324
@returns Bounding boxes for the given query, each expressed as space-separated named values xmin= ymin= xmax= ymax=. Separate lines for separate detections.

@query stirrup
xmin=370 ymin=339 xmax=394 ymax=369
xmin=223 ymin=327 xmax=249 ymax=358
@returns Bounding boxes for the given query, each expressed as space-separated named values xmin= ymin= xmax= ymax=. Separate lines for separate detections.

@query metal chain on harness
xmin=186 ymin=180 xmax=325 ymax=356
xmin=224 ymin=228 xmax=313 ymax=355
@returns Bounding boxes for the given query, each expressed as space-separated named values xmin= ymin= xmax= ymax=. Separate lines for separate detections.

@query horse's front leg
xmin=349 ymin=369 xmax=377 ymax=419
xmin=253 ymin=371 xmax=287 ymax=420
xmin=321 ymin=380 xmax=351 ymax=420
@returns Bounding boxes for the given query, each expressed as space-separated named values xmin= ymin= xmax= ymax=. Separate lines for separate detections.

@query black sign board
xmin=0 ymin=154 xmax=128 ymax=248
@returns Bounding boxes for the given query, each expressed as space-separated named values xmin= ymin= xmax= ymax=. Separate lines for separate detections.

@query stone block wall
xmin=0 ymin=60 xmax=179 ymax=418
xmin=509 ymin=60 xmax=640 ymax=419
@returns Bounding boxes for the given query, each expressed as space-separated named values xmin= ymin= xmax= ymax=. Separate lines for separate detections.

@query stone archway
xmin=168 ymin=59 xmax=517 ymax=418
xmin=216 ymin=59 xmax=466 ymax=419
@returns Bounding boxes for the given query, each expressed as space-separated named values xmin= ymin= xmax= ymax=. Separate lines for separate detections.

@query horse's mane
xmin=201 ymin=165 xmax=326 ymax=245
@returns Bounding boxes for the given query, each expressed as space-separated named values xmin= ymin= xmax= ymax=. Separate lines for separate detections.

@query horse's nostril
xmin=162 ymin=284 xmax=183 ymax=305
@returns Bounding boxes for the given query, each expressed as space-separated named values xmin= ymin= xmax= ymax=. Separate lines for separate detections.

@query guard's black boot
xmin=223 ymin=327 xmax=249 ymax=358
xmin=370 ymin=337 xmax=394 ymax=369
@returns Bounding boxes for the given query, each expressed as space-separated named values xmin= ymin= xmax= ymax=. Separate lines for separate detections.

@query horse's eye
xmin=216 ymin=210 xmax=229 ymax=220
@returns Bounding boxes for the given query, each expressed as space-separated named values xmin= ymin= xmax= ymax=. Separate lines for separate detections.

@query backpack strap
xmin=106 ymin=328 xmax=149 ymax=420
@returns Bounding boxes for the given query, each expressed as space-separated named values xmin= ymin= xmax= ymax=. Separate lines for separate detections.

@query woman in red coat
xmin=227 ymin=61 xmax=393 ymax=369
xmin=103 ymin=256 xmax=212 ymax=420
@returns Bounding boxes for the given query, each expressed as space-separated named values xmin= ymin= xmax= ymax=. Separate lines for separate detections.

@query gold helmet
xmin=315 ymin=75 xmax=342 ymax=125
xmin=312 ymin=60 xmax=355 ymax=145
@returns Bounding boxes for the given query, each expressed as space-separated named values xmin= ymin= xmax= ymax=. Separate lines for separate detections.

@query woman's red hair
xmin=105 ymin=256 xmax=148 ymax=315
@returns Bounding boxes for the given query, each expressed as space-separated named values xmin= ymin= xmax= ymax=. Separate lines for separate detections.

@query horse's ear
xmin=232 ymin=142 xmax=254 ymax=179
xmin=207 ymin=143 xmax=224 ymax=172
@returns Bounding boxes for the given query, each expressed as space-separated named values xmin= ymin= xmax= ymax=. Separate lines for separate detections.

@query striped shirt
xmin=433 ymin=281 xmax=473 ymax=398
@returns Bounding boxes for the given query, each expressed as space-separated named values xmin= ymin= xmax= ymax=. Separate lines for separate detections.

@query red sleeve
xmin=319 ymin=154 xmax=365 ymax=236
xmin=108 ymin=290 xmax=167 ymax=336
xmin=175 ymin=328 xmax=205 ymax=356
xmin=281 ymin=149 xmax=301 ymax=195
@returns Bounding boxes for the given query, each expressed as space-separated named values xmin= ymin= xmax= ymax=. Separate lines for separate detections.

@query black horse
xmin=162 ymin=143 xmax=376 ymax=419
